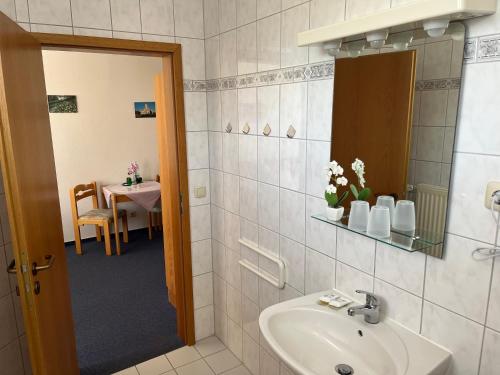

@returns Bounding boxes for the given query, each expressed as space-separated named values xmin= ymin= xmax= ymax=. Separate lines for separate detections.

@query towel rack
xmin=238 ymin=238 xmax=285 ymax=289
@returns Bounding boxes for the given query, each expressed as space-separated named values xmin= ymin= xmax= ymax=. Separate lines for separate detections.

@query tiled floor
xmin=113 ymin=336 xmax=250 ymax=375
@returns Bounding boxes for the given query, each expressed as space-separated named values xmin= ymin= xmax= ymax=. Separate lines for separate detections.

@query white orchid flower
xmin=325 ymin=184 xmax=337 ymax=194
xmin=336 ymin=176 xmax=348 ymax=186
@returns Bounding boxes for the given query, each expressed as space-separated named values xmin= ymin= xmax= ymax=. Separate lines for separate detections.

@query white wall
xmin=43 ymin=50 xmax=162 ymax=242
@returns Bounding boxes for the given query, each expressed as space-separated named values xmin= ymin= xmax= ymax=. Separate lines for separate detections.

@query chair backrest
xmin=69 ymin=181 xmax=99 ymax=219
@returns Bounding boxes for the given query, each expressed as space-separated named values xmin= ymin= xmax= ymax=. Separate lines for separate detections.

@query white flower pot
xmin=326 ymin=206 xmax=344 ymax=221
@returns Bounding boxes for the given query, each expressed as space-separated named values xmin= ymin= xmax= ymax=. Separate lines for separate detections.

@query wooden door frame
xmin=31 ymin=33 xmax=195 ymax=345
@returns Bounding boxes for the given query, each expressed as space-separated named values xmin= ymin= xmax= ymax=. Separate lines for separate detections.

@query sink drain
xmin=335 ymin=364 xmax=354 ymax=375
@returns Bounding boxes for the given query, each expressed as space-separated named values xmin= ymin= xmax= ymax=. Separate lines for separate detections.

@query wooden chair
xmin=148 ymin=174 xmax=162 ymax=240
xmin=70 ymin=181 xmax=128 ymax=256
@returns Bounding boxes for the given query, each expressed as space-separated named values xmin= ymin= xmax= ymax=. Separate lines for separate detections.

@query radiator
xmin=415 ymin=184 xmax=448 ymax=256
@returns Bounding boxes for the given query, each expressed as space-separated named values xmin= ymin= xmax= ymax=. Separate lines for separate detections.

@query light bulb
xmin=323 ymin=39 xmax=342 ymax=56
xmin=366 ymin=29 xmax=389 ymax=49
xmin=423 ymin=18 xmax=449 ymax=38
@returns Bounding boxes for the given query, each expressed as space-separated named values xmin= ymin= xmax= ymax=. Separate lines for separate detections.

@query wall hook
xmin=263 ymin=123 xmax=271 ymax=136
xmin=287 ymin=125 xmax=296 ymax=138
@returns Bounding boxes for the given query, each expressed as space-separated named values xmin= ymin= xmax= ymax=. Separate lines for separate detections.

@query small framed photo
xmin=48 ymin=95 xmax=78 ymax=113
xmin=134 ymin=101 xmax=156 ymax=118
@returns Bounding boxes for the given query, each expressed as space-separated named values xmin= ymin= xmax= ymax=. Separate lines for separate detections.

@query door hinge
xmin=179 ymin=193 xmax=183 ymax=215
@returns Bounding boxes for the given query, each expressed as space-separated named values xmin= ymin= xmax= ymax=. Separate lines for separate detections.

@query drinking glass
xmin=367 ymin=205 xmax=391 ymax=238
xmin=393 ymin=200 xmax=416 ymax=232
xmin=348 ymin=200 xmax=370 ymax=232
xmin=376 ymin=195 xmax=395 ymax=222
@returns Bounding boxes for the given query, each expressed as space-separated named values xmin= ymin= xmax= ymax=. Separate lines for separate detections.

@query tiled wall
xmin=0 ymin=0 xmax=215 ymax=373
xmin=201 ymin=1 xmax=500 ymax=375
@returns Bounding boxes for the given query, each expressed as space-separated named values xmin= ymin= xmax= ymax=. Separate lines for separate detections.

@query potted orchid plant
xmin=324 ymin=160 xmax=349 ymax=221
xmin=350 ymin=158 xmax=371 ymax=201
xmin=127 ymin=161 xmax=141 ymax=184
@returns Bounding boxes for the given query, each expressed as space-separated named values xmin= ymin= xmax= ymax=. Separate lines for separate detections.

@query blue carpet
xmin=65 ymin=229 xmax=184 ymax=375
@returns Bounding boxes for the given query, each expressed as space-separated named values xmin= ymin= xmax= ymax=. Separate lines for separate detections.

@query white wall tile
xmin=219 ymin=0 xmax=237 ymax=32
xmin=279 ymin=189 xmax=305 ymax=244
xmin=280 ymin=138 xmax=306 ymax=193
xmin=177 ymin=38 xmax=206 ymax=80
xmin=242 ymin=267 xmax=259 ymax=303
xmin=227 ymin=318 xmax=243 ymax=359
xmin=421 ymin=302 xmax=483 ymax=375
xmin=305 ymin=195 xmax=336 ymax=257
xmin=205 ymin=36 xmax=221 ymax=79
xmin=257 ymin=14 xmax=281 ymax=72
xmin=223 ymin=133 xmax=240 ymax=175
xmin=280 ymin=3 xmax=309 ymax=68
xmin=193 ymin=272 xmax=214 ymax=308
xmin=258 ymin=136 xmax=279 ymax=186
xmin=419 ymin=89 xmax=448 ymax=127
xmin=375 ymin=242 xmax=425 ymax=296
xmin=374 ymin=279 xmax=422 ymax=333
xmin=0 ymin=0 xmax=15 ymax=20
xmin=226 ymin=247 xmax=242 ymax=289
xmin=221 ymin=30 xmax=238 ymax=77
xmin=423 ymin=40 xmax=453 ymax=80
xmin=213 ymin=240 xmax=227 ymax=279
xmin=305 ymin=247 xmax=335 ymax=294
xmin=214 ymin=273 xmax=227 ymax=309
xmin=258 ymin=183 xmax=279 ymax=232
xmin=257 ymin=0 xmax=280 ymax=19
xmin=257 ymin=85 xmax=279 ymax=136
xmin=425 ymin=234 xmax=492 ymax=323
xmin=480 ymin=328 xmax=500 ymax=375
xmin=337 ymin=228 xmax=376 ymax=275
xmin=215 ymin=307 xmax=228 ymax=344
xmin=110 ymin=0 xmax=141 ymax=32
xmin=280 ymin=82 xmax=307 ymax=139
xmin=260 ymin=346 xmax=279 ymax=375
xmin=227 ymin=282 xmax=242 ymax=324
xmin=14 ymin=0 xmax=29 ymax=22
xmin=307 ymin=79 xmax=333 ymax=141
xmin=335 ymin=262 xmax=374 ymax=302
xmin=243 ymin=332 xmax=260 ymax=374
xmin=209 ymin=132 xmax=223 ymax=170
xmin=237 ymin=22 xmax=258 ymax=75
xmin=222 ymin=90 xmax=239 ymax=133
xmin=236 ymin=0 xmax=256 ymax=26
xmin=224 ymin=173 xmax=240 ymax=214
xmin=239 ymin=177 xmax=258 ymax=222
xmin=185 ymin=92 xmax=208 ymax=131
xmin=28 ymin=0 xmax=72 ymax=25
xmin=71 ymin=0 xmax=111 ymax=29
xmin=259 ymin=278 xmax=279 ymax=309
xmin=242 ymin=297 xmax=259 ymax=341
xmin=416 ymin=127 xmax=445 ymax=162
xmin=212 ymin=204 xmax=225 ymax=243
xmin=306 ymin=140 xmax=330 ymax=198
xmin=0 ymin=295 xmax=17 ymax=348
xmin=195 ymin=305 xmax=215 ymax=340
xmin=224 ymin=210 xmax=241 ymax=251
xmin=238 ymin=88 xmax=257 ymax=134
xmin=140 ymin=0 xmax=174 ymax=35
xmin=207 ymin=91 xmax=222 ymax=132
xmin=310 ymin=0 xmax=345 ymax=29
xmin=190 ymin=204 xmax=212 ymax=241
xmin=192 ymin=239 xmax=213 ymax=276
xmin=239 ymin=135 xmax=258 ymax=180
xmin=187 ymin=131 xmax=210 ymax=169
xmin=487 ymin=256 xmax=500 ymax=331
xmin=204 ymin=0 xmax=219 ymax=38
xmin=280 ymin=235 xmax=305 ymax=293
xmin=173 ymin=0 xmax=204 ymax=38
xmin=346 ymin=0 xmax=389 ymax=19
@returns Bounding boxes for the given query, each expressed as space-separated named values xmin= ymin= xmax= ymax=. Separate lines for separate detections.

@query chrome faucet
xmin=347 ymin=290 xmax=380 ymax=324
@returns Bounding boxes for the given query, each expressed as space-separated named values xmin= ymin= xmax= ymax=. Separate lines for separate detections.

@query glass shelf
xmin=312 ymin=213 xmax=444 ymax=253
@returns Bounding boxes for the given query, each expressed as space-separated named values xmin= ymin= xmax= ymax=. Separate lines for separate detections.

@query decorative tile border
xmin=184 ymin=62 xmax=461 ymax=92
xmin=465 ymin=34 xmax=500 ymax=64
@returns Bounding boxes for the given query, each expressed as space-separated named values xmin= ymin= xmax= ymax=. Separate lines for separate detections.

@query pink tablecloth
xmin=103 ymin=181 xmax=161 ymax=211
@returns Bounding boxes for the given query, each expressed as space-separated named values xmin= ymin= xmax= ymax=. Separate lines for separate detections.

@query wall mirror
xmin=314 ymin=22 xmax=465 ymax=258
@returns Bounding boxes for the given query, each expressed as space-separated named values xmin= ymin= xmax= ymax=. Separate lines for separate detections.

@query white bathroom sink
xmin=259 ymin=291 xmax=451 ymax=375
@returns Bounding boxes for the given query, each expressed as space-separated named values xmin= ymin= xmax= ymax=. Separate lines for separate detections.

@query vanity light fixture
xmin=346 ymin=40 xmax=366 ymax=58
xmin=391 ymin=31 xmax=414 ymax=51
xmin=423 ymin=18 xmax=449 ymax=37
xmin=448 ymin=22 xmax=465 ymax=41
xmin=366 ymin=29 xmax=389 ymax=48
xmin=323 ymin=39 xmax=343 ymax=56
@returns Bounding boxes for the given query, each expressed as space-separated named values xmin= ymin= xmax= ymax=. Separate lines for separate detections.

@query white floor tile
xmin=195 ymin=336 xmax=226 ymax=357
xmin=176 ymin=359 xmax=215 ymax=375
xmin=136 ymin=355 xmax=173 ymax=375
xmin=205 ymin=349 xmax=241 ymax=374
xmin=113 ymin=367 xmax=139 ymax=375
xmin=166 ymin=346 xmax=201 ymax=368
xmin=222 ymin=365 xmax=251 ymax=375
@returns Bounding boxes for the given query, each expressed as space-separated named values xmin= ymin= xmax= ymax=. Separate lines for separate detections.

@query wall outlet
xmin=194 ymin=186 xmax=206 ymax=198
xmin=484 ymin=181 xmax=500 ymax=210
xmin=129 ymin=211 xmax=137 ymax=218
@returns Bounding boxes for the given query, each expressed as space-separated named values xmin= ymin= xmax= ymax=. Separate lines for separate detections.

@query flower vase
xmin=326 ymin=205 xmax=344 ymax=221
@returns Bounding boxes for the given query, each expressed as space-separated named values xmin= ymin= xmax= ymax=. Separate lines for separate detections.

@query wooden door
xmin=331 ymin=51 xmax=416 ymax=205
xmin=0 ymin=13 xmax=78 ymax=374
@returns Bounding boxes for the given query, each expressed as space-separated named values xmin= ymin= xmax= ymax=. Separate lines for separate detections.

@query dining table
xmin=102 ymin=180 xmax=161 ymax=254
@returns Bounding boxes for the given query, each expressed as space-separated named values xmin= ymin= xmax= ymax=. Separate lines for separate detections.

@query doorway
xmin=42 ymin=49 xmax=183 ymax=374
xmin=0 ymin=14 xmax=194 ymax=375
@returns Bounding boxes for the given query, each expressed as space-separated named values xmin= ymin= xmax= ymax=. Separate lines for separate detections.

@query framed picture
xmin=134 ymin=101 xmax=156 ymax=118
xmin=48 ymin=95 xmax=78 ymax=113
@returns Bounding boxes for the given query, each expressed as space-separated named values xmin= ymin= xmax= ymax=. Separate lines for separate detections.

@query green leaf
xmin=324 ymin=191 xmax=338 ymax=207
xmin=350 ymin=184 xmax=359 ymax=199
xmin=358 ymin=187 xmax=372 ymax=201
xmin=337 ymin=190 xmax=349 ymax=206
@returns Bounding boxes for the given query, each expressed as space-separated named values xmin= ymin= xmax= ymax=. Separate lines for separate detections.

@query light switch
xmin=484 ymin=181 xmax=500 ymax=210
xmin=194 ymin=186 xmax=206 ymax=198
